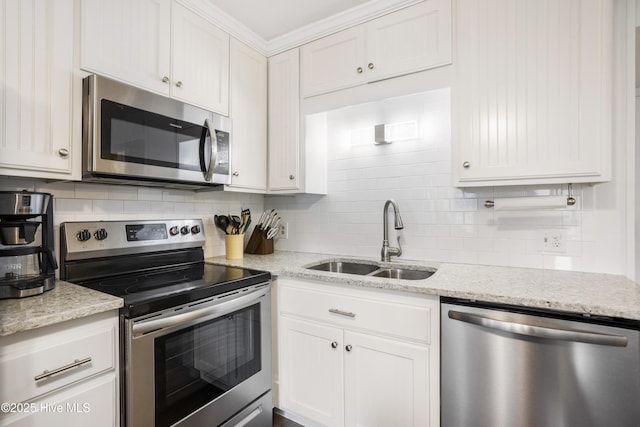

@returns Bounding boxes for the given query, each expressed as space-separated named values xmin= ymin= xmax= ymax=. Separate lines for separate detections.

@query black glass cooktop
xmin=77 ymin=262 xmax=270 ymax=318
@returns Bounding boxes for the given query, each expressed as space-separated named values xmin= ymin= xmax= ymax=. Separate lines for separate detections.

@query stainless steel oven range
xmin=60 ymin=219 xmax=272 ymax=427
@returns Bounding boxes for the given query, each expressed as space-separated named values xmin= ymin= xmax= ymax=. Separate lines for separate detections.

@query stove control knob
xmin=76 ymin=229 xmax=91 ymax=242
xmin=180 ymin=226 xmax=189 ymax=235
xmin=169 ymin=226 xmax=179 ymax=236
xmin=94 ymin=228 xmax=108 ymax=241
xmin=190 ymin=225 xmax=201 ymax=235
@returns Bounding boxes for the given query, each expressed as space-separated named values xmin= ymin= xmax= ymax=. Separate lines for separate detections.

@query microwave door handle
xmin=203 ymin=118 xmax=217 ymax=181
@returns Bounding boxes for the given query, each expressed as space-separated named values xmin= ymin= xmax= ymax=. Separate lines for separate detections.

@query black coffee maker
xmin=0 ymin=191 xmax=57 ymax=298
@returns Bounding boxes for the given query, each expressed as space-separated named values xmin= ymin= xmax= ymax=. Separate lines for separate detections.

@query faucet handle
xmin=395 ymin=235 xmax=403 ymax=257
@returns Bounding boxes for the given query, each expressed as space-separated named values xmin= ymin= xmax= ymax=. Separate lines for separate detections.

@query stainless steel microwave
xmin=82 ymin=74 xmax=232 ymax=189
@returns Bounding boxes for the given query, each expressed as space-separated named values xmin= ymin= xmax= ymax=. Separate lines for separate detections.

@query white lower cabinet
xmin=0 ymin=311 xmax=119 ymax=427
xmin=278 ymin=278 xmax=439 ymax=427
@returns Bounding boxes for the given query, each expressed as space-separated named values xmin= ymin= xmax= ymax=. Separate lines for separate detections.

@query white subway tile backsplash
xmin=266 ymin=88 xmax=625 ymax=274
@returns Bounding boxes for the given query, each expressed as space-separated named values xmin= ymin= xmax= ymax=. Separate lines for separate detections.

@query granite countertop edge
xmin=206 ymin=251 xmax=640 ymax=322
xmin=0 ymin=281 xmax=124 ymax=337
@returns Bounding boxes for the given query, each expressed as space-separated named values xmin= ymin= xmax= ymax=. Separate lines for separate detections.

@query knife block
xmin=245 ymin=227 xmax=274 ymax=255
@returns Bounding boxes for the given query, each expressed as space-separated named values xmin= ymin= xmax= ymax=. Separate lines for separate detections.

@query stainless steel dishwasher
xmin=441 ymin=298 xmax=640 ymax=427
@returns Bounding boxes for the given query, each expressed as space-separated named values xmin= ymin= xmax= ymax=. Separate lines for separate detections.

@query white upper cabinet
xmin=453 ymin=0 xmax=613 ymax=186
xmin=268 ymin=49 xmax=300 ymax=191
xmin=0 ymin=0 xmax=80 ymax=180
xmin=80 ymin=0 xmax=171 ymax=95
xmin=171 ymin=2 xmax=229 ymax=115
xmin=227 ymin=38 xmax=267 ymax=192
xmin=301 ymin=0 xmax=452 ymax=97
xmin=81 ymin=0 xmax=229 ymax=115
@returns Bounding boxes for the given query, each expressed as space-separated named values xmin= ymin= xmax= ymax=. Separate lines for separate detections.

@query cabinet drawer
xmin=279 ymin=281 xmax=432 ymax=343
xmin=0 ymin=313 xmax=117 ymax=404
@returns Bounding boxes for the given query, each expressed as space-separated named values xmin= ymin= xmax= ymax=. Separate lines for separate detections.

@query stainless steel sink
xmin=306 ymin=260 xmax=436 ymax=280
xmin=307 ymin=261 xmax=379 ymax=275
xmin=370 ymin=268 xmax=434 ymax=280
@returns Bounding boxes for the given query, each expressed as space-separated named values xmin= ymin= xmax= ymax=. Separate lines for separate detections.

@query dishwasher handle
xmin=448 ymin=310 xmax=629 ymax=347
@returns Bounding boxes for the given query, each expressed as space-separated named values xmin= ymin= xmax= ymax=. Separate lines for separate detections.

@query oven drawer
xmin=278 ymin=278 xmax=434 ymax=343
xmin=0 ymin=311 xmax=117 ymax=405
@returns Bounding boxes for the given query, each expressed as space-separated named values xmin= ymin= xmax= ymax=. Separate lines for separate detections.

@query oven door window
xmin=154 ymin=303 xmax=261 ymax=427
xmin=101 ymin=99 xmax=208 ymax=173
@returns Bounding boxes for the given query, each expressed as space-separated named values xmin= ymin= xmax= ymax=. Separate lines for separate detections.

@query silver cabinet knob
xmin=289 ymin=174 xmax=295 ymax=180
xmin=162 ymin=76 xmax=170 ymax=83
xmin=368 ymin=62 xmax=374 ymax=70
xmin=345 ymin=344 xmax=352 ymax=352
xmin=463 ymin=161 xmax=471 ymax=169
xmin=331 ymin=341 xmax=338 ymax=349
xmin=176 ymin=81 xmax=183 ymax=88
xmin=356 ymin=67 xmax=363 ymax=74
xmin=57 ymin=148 xmax=69 ymax=158
xmin=233 ymin=171 xmax=239 ymax=176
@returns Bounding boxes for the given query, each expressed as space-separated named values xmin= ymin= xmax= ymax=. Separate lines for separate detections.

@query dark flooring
xmin=272 ymin=408 xmax=305 ymax=427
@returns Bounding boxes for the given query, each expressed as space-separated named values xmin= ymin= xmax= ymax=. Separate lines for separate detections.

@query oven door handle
xmin=132 ymin=287 xmax=266 ymax=337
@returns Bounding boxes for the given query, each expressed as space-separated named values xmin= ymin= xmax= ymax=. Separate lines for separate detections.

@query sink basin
xmin=306 ymin=260 xmax=436 ymax=280
xmin=370 ymin=268 xmax=435 ymax=280
xmin=307 ymin=261 xmax=379 ymax=275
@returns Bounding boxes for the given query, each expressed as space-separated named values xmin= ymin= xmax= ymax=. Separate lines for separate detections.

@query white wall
xmin=268 ymin=89 xmax=628 ymax=274
xmin=0 ymin=177 xmax=264 ymax=266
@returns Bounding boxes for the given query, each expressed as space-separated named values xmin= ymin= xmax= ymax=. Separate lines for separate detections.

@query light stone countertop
xmin=0 ymin=281 xmax=123 ymax=336
xmin=206 ymin=251 xmax=640 ymax=321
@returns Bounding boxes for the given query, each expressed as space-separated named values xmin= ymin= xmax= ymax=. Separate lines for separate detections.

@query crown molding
xmin=266 ymin=0 xmax=422 ymax=55
xmin=181 ymin=0 xmax=423 ymax=57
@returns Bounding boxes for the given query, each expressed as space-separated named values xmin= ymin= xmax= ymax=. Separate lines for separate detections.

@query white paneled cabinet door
xmin=300 ymin=0 xmax=452 ymax=98
xmin=343 ymin=331 xmax=430 ymax=427
xmin=366 ymin=0 xmax=452 ymax=83
xmin=171 ymin=2 xmax=229 ymax=115
xmin=80 ymin=0 xmax=171 ymax=95
xmin=268 ymin=49 xmax=300 ymax=191
xmin=453 ymin=0 xmax=613 ymax=186
xmin=279 ymin=316 xmax=344 ymax=427
xmin=228 ymin=38 xmax=267 ymax=191
xmin=300 ymin=26 xmax=366 ymax=97
xmin=0 ymin=0 xmax=77 ymax=178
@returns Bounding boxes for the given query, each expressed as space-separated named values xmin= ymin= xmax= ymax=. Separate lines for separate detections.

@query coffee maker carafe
xmin=0 ymin=191 xmax=57 ymax=298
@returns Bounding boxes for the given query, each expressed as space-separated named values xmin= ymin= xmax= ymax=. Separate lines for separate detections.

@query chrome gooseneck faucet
xmin=381 ymin=199 xmax=403 ymax=262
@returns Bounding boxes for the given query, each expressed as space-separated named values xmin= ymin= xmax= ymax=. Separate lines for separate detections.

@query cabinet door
xmin=171 ymin=2 xmax=229 ymax=115
xmin=343 ymin=331 xmax=430 ymax=427
xmin=366 ymin=0 xmax=452 ymax=82
xmin=228 ymin=38 xmax=267 ymax=191
xmin=80 ymin=0 xmax=171 ymax=95
xmin=300 ymin=26 xmax=366 ymax=97
xmin=268 ymin=49 xmax=300 ymax=191
xmin=453 ymin=0 xmax=612 ymax=186
xmin=279 ymin=316 xmax=344 ymax=427
xmin=0 ymin=0 xmax=77 ymax=178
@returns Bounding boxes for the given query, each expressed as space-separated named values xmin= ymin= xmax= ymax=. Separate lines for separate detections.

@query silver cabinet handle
xmin=331 ymin=341 xmax=338 ymax=349
xmin=329 ymin=308 xmax=356 ymax=318
xmin=356 ymin=67 xmax=363 ymax=74
xmin=463 ymin=161 xmax=471 ymax=168
xmin=57 ymin=148 xmax=69 ymax=158
xmin=162 ymin=76 xmax=170 ymax=83
xmin=345 ymin=344 xmax=353 ymax=352
xmin=448 ymin=310 xmax=629 ymax=347
xmin=176 ymin=80 xmax=183 ymax=88
xmin=233 ymin=171 xmax=239 ymax=176
xmin=34 ymin=357 xmax=92 ymax=381
xmin=368 ymin=62 xmax=374 ymax=70
xmin=289 ymin=174 xmax=295 ymax=180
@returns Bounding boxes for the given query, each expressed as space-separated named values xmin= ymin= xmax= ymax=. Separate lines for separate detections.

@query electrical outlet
xmin=539 ymin=229 xmax=566 ymax=253
xmin=280 ymin=222 xmax=289 ymax=239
